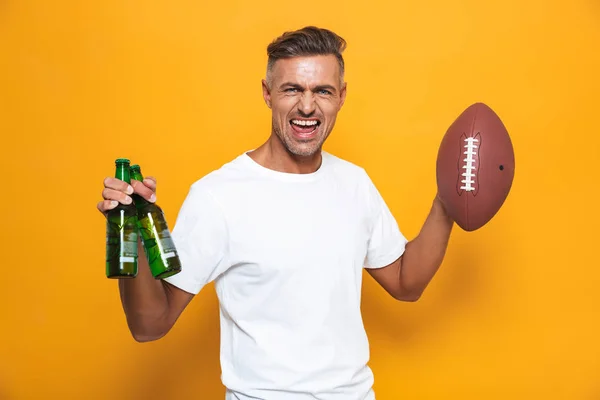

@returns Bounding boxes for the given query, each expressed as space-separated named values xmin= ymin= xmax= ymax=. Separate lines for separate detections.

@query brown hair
xmin=266 ymin=26 xmax=347 ymax=85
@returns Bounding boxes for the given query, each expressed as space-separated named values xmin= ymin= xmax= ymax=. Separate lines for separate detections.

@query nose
xmin=298 ymin=91 xmax=316 ymax=116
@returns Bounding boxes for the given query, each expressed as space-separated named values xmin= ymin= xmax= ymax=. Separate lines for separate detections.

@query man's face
xmin=262 ymin=55 xmax=347 ymax=158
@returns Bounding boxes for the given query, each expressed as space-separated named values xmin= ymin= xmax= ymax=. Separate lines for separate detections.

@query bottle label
xmin=137 ymin=211 xmax=179 ymax=268
xmin=118 ymin=240 xmax=138 ymax=258
xmin=158 ymin=235 xmax=177 ymax=255
xmin=106 ymin=213 xmax=138 ymax=263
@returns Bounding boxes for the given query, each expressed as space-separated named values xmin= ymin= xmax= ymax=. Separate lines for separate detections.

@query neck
xmin=115 ymin=164 xmax=131 ymax=183
xmin=248 ymin=133 xmax=322 ymax=174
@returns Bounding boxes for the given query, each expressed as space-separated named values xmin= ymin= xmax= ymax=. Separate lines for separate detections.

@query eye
xmin=318 ymin=89 xmax=331 ymax=95
xmin=285 ymin=88 xmax=298 ymax=93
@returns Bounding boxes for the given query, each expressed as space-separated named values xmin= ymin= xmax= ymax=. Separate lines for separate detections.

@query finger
xmin=97 ymin=199 xmax=119 ymax=214
xmin=131 ymin=179 xmax=156 ymax=203
xmin=102 ymin=187 xmax=133 ymax=205
xmin=103 ymin=176 xmax=134 ymax=195
xmin=143 ymin=176 xmax=157 ymax=192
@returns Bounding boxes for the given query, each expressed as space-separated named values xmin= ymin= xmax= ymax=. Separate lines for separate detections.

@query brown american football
xmin=436 ymin=102 xmax=515 ymax=231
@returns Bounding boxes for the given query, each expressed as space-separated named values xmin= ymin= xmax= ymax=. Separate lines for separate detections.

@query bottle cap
xmin=130 ymin=164 xmax=140 ymax=171
xmin=115 ymin=158 xmax=130 ymax=164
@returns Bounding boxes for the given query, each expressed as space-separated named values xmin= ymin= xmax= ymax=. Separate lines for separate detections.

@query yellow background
xmin=1 ymin=0 xmax=599 ymax=398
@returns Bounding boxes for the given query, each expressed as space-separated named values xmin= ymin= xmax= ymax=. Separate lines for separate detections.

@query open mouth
xmin=289 ymin=118 xmax=321 ymax=137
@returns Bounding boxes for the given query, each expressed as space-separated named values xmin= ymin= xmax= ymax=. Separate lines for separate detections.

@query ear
xmin=262 ymin=79 xmax=272 ymax=109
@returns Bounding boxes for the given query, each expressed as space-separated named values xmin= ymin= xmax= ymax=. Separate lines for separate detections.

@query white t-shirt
xmin=164 ymin=150 xmax=407 ymax=400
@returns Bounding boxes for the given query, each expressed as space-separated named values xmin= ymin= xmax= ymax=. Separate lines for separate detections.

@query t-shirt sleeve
xmin=163 ymin=184 xmax=230 ymax=295
xmin=363 ymin=170 xmax=408 ymax=269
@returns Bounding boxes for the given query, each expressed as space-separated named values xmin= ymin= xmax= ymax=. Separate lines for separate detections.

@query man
xmin=98 ymin=26 xmax=453 ymax=400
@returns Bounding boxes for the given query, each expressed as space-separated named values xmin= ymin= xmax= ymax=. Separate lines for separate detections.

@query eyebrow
xmin=279 ymin=82 xmax=337 ymax=93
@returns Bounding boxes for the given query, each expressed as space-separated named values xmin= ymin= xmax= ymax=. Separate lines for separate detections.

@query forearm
xmin=400 ymin=196 xmax=453 ymax=296
xmin=118 ymin=241 xmax=171 ymax=341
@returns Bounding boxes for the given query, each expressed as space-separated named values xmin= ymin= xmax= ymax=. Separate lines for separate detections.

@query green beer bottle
xmin=130 ymin=164 xmax=182 ymax=279
xmin=106 ymin=158 xmax=139 ymax=278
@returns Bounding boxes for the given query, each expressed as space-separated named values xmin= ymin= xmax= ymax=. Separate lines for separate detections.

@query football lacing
xmin=461 ymin=136 xmax=478 ymax=191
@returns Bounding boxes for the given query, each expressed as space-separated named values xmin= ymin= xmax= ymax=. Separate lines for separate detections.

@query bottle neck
xmin=131 ymin=169 xmax=143 ymax=183
xmin=130 ymin=167 xmax=149 ymax=206
xmin=115 ymin=163 xmax=131 ymax=183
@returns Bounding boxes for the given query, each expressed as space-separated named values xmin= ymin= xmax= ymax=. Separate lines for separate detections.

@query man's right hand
xmin=97 ymin=173 xmax=194 ymax=342
xmin=97 ymin=176 xmax=157 ymax=217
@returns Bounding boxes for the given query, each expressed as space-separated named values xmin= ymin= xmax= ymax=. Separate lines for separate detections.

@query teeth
xmin=292 ymin=119 xmax=318 ymax=126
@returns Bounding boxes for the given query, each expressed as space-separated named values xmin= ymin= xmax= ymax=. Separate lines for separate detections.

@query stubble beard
xmin=273 ymin=121 xmax=325 ymax=158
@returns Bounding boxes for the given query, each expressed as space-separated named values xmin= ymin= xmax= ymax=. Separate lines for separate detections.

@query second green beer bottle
xmin=130 ymin=164 xmax=182 ymax=279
